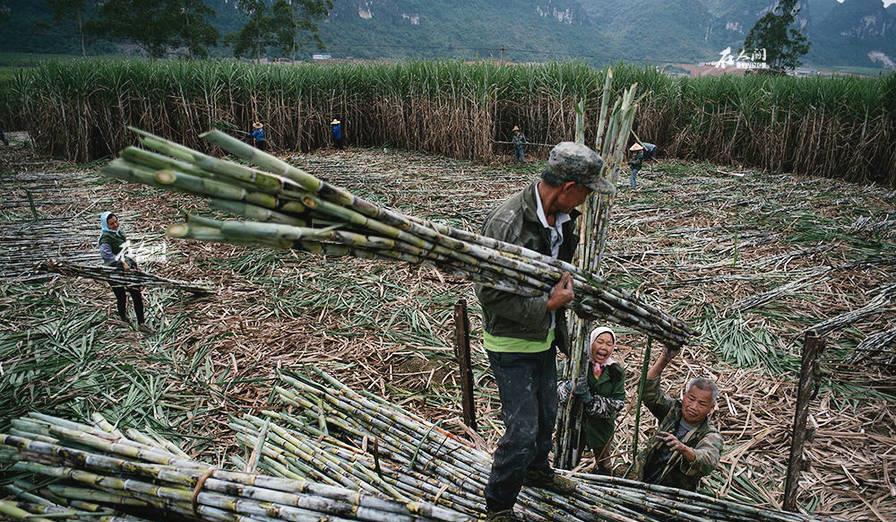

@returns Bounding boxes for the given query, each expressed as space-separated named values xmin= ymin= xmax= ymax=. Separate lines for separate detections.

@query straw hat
xmin=629 ymin=143 xmax=644 ymax=152
xmin=331 ymin=119 xmax=341 ymax=125
xmin=512 ymin=125 xmax=520 ymax=131
xmin=252 ymin=122 xmax=263 ymax=129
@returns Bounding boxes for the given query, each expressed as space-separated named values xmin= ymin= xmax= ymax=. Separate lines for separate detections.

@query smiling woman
xmin=557 ymin=326 xmax=627 ymax=473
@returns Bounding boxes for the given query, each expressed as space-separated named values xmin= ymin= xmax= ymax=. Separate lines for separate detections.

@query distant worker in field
xmin=331 ymin=119 xmax=345 ymax=149
xmin=98 ymin=212 xmax=151 ymax=334
xmin=628 ymin=346 xmax=722 ymax=491
xmin=476 ymin=142 xmax=615 ymax=521
xmin=557 ymin=326 xmax=626 ymax=474
xmin=512 ymin=125 xmax=527 ymax=163
xmin=627 ymin=141 xmax=657 ymax=189
xmin=0 ymin=127 xmax=9 ymax=147
xmin=249 ymin=122 xmax=267 ymax=151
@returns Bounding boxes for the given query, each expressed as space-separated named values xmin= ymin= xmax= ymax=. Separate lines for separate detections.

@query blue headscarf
xmin=98 ymin=211 xmax=123 ymax=244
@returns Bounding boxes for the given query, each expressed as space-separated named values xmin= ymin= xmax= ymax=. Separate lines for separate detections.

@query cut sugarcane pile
xmin=40 ymin=259 xmax=213 ymax=295
xmin=0 ymin=372 xmax=831 ymax=522
xmin=0 ymin=413 xmax=471 ymax=521
xmin=226 ymin=369 xmax=829 ymax=522
xmin=101 ymin=128 xmax=694 ymax=348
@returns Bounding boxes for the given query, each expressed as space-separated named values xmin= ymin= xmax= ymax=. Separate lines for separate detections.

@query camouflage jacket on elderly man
xmin=627 ymin=375 xmax=723 ymax=491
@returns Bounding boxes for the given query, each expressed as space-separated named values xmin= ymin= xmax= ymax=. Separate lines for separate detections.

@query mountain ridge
xmin=0 ymin=0 xmax=893 ymax=69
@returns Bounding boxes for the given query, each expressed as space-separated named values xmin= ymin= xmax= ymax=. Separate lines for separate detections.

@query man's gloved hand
xmin=573 ymin=376 xmax=592 ymax=403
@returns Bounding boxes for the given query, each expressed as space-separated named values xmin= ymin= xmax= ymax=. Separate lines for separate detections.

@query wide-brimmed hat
xmin=512 ymin=125 xmax=520 ymax=131
xmin=331 ymin=119 xmax=341 ymax=125
xmin=629 ymin=143 xmax=644 ymax=152
xmin=253 ymin=122 xmax=263 ymax=129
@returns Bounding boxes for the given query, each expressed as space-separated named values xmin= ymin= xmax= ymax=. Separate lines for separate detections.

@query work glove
xmin=573 ymin=376 xmax=592 ymax=404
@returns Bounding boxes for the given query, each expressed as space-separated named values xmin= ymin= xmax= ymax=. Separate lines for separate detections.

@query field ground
xmin=1 ymin=132 xmax=894 ymax=520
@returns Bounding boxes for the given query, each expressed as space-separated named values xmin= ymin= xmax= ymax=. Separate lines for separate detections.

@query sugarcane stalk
xmin=632 ymin=337 xmax=654 ymax=464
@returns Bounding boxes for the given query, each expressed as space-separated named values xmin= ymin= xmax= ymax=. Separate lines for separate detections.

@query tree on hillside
xmin=85 ymin=0 xmax=218 ymax=58
xmin=742 ymin=0 xmax=810 ymax=72
xmin=229 ymin=0 xmax=332 ymax=61
xmin=45 ymin=0 xmax=93 ymax=56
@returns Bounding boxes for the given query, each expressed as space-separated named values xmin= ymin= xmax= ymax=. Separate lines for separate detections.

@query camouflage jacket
xmin=628 ymin=376 xmax=723 ymax=491
xmin=474 ymin=181 xmax=579 ymax=353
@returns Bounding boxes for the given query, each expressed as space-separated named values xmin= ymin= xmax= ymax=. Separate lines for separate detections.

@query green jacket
xmin=582 ymin=363 xmax=625 ymax=451
xmin=629 ymin=376 xmax=723 ymax=491
xmin=628 ymin=151 xmax=644 ymax=170
xmin=98 ymin=230 xmax=129 ymax=267
xmin=474 ymin=181 xmax=579 ymax=353
xmin=557 ymin=362 xmax=626 ymax=451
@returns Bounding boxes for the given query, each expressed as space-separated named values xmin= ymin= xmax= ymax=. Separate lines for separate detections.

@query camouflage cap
xmin=546 ymin=142 xmax=613 ymax=194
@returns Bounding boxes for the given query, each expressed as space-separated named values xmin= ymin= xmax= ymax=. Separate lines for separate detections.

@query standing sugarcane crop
xmin=475 ymin=142 xmax=614 ymax=522
xmin=626 ymin=347 xmax=723 ymax=491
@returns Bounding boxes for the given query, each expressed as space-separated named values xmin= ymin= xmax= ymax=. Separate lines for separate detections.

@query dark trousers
xmin=514 ymin=145 xmax=524 ymax=162
xmin=111 ymin=285 xmax=145 ymax=324
xmin=255 ymin=140 xmax=267 ymax=151
xmin=485 ymin=347 xmax=558 ymax=512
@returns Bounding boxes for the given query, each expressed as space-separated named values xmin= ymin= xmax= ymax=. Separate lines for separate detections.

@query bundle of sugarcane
xmin=40 ymin=258 xmax=213 ymax=295
xmin=0 ymin=412 xmax=472 ymax=522
xmin=101 ymin=127 xmax=694 ymax=348
xmin=230 ymin=369 xmax=827 ymax=522
xmin=556 ymin=70 xmax=639 ymax=470
xmin=0 ymin=217 xmax=116 ymax=282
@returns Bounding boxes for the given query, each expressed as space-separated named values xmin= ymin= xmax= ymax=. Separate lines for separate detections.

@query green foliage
xmin=229 ymin=0 xmax=331 ymax=60
xmin=3 ymin=58 xmax=893 ymax=186
xmin=742 ymin=0 xmax=810 ymax=72
xmin=44 ymin=0 xmax=89 ymax=55
xmin=85 ymin=0 xmax=219 ymax=58
xmin=696 ymin=309 xmax=800 ymax=374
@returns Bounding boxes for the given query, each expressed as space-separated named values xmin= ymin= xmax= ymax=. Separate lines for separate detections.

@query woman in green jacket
xmin=558 ymin=326 xmax=626 ymax=473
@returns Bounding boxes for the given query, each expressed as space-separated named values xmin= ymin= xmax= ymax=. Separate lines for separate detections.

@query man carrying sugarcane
xmin=629 ymin=347 xmax=723 ymax=491
xmin=477 ymin=142 xmax=614 ymax=521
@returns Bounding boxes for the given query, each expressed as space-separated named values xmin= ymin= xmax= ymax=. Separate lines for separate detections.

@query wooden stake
xmin=453 ymin=299 xmax=476 ymax=432
xmin=783 ymin=330 xmax=826 ymax=512
xmin=25 ymin=190 xmax=38 ymax=220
